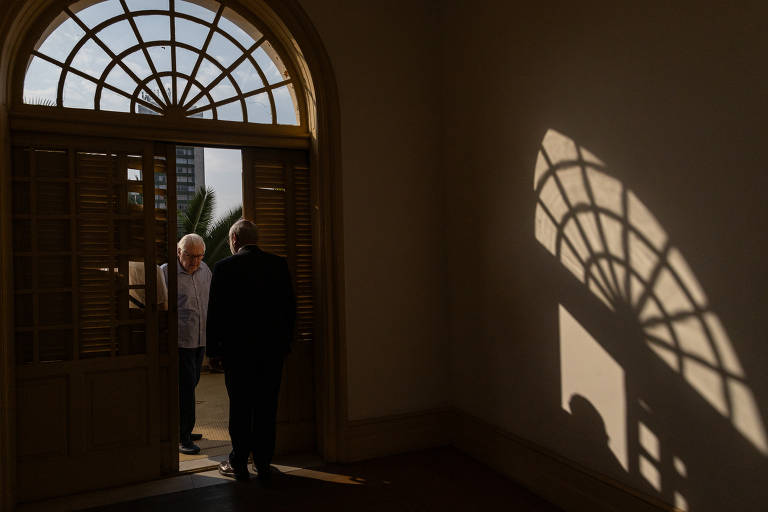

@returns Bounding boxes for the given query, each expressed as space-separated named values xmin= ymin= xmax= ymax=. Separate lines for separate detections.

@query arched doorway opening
xmin=0 ymin=0 xmax=344 ymax=508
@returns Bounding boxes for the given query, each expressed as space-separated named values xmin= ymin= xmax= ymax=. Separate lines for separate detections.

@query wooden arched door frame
xmin=0 ymin=1 xmax=346 ymax=508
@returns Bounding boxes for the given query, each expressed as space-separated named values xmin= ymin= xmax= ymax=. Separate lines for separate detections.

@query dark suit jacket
xmin=206 ymin=245 xmax=295 ymax=363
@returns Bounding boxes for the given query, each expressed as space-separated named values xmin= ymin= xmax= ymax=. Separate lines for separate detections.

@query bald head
xmin=228 ymin=219 xmax=259 ymax=254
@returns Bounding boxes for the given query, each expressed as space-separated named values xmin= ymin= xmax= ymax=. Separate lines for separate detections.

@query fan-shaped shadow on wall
xmin=535 ymin=129 xmax=767 ymax=511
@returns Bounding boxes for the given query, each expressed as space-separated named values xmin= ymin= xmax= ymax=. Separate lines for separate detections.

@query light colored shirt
xmin=128 ymin=262 xmax=168 ymax=309
xmin=161 ymin=260 xmax=211 ymax=349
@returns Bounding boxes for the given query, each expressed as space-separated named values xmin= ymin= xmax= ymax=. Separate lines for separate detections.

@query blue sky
xmin=204 ymin=147 xmax=242 ymax=220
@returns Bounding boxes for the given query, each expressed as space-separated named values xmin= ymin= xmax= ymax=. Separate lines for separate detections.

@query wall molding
xmin=453 ymin=411 xmax=681 ymax=512
xmin=340 ymin=408 xmax=453 ymax=463
xmin=340 ymin=408 xmax=680 ymax=512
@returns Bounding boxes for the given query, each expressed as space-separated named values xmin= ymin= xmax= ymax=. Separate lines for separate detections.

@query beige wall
xmin=297 ymin=0 xmax=450 ymax=420
xmin=442 ymin=1 xmax=768 ymax=511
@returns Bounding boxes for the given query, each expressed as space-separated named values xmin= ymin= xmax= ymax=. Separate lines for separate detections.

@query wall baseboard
xmin=340 ymin=407 xmax=453 ymax=462
xmin=340 ymin=408 xmax=679 ymax=512
xmin=453 ymin=411 xmax=679 ymax=512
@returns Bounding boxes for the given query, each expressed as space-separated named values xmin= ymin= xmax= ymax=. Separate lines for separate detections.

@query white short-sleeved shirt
xmin=161 ymin=260 xmax=211 ymax=349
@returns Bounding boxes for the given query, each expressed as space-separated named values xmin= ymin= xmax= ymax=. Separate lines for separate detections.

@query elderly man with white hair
xmin=162 ymin=233 xmax=211 ymax=455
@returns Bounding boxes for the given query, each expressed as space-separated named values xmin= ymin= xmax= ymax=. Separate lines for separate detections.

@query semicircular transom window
xmin=23 ymin=0 xmax=300 ymax=125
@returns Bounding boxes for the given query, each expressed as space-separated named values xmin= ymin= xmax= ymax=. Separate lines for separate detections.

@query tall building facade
xmin=174 ymin=145 xmax=206 ymax=235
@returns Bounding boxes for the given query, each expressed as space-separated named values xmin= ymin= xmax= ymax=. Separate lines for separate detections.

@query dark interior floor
xmin=83 ymin=447 xmax=563 ymax=511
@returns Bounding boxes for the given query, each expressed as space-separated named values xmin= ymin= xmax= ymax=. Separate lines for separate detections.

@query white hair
xmin=177 ymin=233 xmax=206 ymax=252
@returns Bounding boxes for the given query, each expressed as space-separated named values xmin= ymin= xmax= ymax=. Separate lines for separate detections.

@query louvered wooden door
xmin=242 ymin=148 xmax=316 ymax=453
xmin=10 ymin=135 xmax=179 ymax=502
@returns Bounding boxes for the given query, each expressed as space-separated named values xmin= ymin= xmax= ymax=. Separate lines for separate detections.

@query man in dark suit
xmin=206 ymin=219 xmax=295 ymax=481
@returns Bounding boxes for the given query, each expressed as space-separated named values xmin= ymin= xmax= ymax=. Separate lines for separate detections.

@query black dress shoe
xmin=252 ymin=463 xmax=275 ymax=481
xmin=190 ymin=433 xmax=203 ymax=441
xmin=179 ymin=443 xmax=201 ymax=455
xmin=219 ymin=460 xmax=249 ymax=481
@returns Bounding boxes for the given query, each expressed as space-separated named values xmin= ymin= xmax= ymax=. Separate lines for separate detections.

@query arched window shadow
xmin=534 ymin=129 xmax=767 ymax=509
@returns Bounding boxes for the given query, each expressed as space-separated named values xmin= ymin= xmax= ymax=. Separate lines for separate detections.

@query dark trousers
xmin=179 ymin=347 xmax=205 ymax=445
xmin=225 ymin=355 xmax=285 ymax=470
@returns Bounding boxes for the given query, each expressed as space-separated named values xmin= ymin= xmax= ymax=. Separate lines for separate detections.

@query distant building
xmin=138 ymin=91 xmax=205 ymax=237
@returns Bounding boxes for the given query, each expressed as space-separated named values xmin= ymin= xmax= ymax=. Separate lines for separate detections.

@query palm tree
xmin=180 ymin=186 xmax=242 ymax=266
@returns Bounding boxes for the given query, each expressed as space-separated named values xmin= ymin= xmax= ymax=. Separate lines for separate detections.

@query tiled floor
xmin=179 ymin=371 xmax=231 ymax=472
xmin=74 ymin=448 xmax=562 ymax=512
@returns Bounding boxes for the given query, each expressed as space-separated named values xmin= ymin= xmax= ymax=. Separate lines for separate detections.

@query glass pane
xmin=62 ymin=72 xmax=96 ymax=108
xmin=37 ymin=15 xmax=85 ymax=63
xmin=100 ymin=88 xmax=131 ymax=112
xmin=194 ymin=57 xmax=219 ymax=87
xmin=216 ymin=100 xmax=242 ymax=122
xmin=182 ymin=83 xmax=203 ymax=108
xmin=12 ymin=148 xmax=31 ymax=177
xmin=147 ymin=45 xmax=172 ymax=72
xmin=175 ymin=0 xmax=217 ymax=23
xmin=174 ymin=77 xmax=189 ymax=103
xmin=23 ymin=57 xmax=60 ymax=106
xmin=40 ymin=329 xmax=72 ymax=362
xmin=39 ymin=256 xmax=72 ymax=289
xmin=37 ymin=149 xmax=68 ymax=178
xmin=125 ymin=0 xmax=169 ymax=12
xmin=160 ymin=76 xmax=173 ymax=99
xmin=39 ymin=292 xmax=71 ymax=326
xmin=37 ymin=182 xmax=69 ymax=214
xmin=174 ymin=46 xmax=198 ymax=77
xmin=209 ymin=75 xmax=235 ymax=102
xmin=71 ymin=38 xmax=111 ymax=77
xmin=232 ymin=59 xmax=263 ymax=94
xmin=96 ymin=19 xmax=139 ymax=55
xmin=105 ymin=65 xmax=137 ymax=92
xmin=72 ymin=0 xmax=125 ymax=29
xmin=208 ymin=32 xmax=240 ymax=68
xmin=253 ymin=45 xmax=284 ymax=85
xmin=135 ymin=14 xmax=171 ymax=42
xmin=136 ymin=95 xmax=162 ymax=114
xmin=245 ymin=92 xmax=270 ymax=124
xmin=15 ymin=331 xmax=33 ymax=364
xmin=220 ymin=8 xmax=259 ymax=48
xmin=117 ymin=324 xmax=146 ymax=355
xmin=122 ymin=49 xmax=153 ymax=80
xmin=175 ymin=17 xmax=209 ymax=49
xmin=14 ymin=295 xmax=33 ymax=327
xmin=187 ymin=100 xmax=212 ymax=119
xmin=12 ymin=182 xmax=30 ymax=214
xmin=273 ymin=84 xmax=298 ymax=125
xmin=38 ymin=220 xmax=71 ymax=251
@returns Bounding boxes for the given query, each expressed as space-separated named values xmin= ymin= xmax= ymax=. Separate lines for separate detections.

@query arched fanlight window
xmin=22 ymin=0 xmax=301 ymax=125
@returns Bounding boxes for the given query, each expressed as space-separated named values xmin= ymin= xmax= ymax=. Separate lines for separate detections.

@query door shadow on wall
xmin=533 ymin=129 xmax=768 ymax=511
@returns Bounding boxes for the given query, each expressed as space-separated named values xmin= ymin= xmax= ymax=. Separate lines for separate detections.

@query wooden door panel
xmin=17 ymin=444 xmax=173 ymax=502
xmin=87 ymin=368 xmax=148 ymax=449
xmin=242 ymin=148 xmax=316 ymax=455
xmin=16 ymin=377 xmax=68 ymax=458
xmin=10 ymin=136 xmax=178 ymax=502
